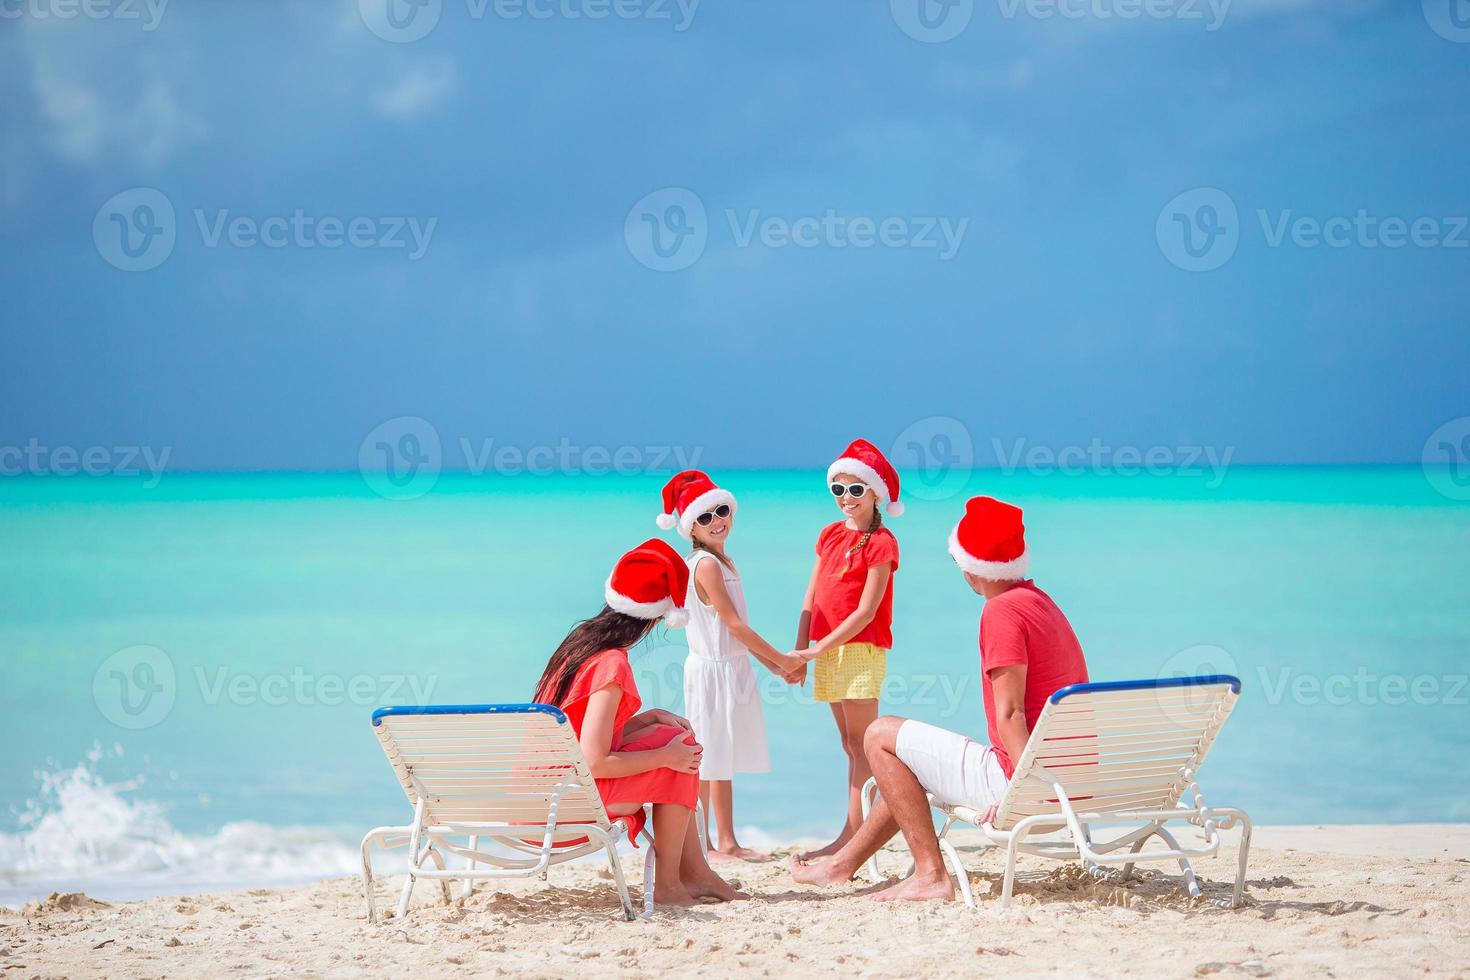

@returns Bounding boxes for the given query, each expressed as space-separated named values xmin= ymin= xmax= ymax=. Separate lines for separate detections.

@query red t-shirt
xmin=979 ymin=581 xmax=1089 ymax=777
xmin=810 ymin=522 xmax=899 ymax=650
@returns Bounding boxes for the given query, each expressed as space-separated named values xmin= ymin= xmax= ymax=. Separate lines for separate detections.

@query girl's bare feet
xmin=788 ymin=852 xmax=854 ymax=887
xmin=870 ymin=870 xmax=954 ymax=903
xmin=796 ymin=834 xmax=850 ymax=862
xmin=709 ymin=844 xmax=772 ymax=863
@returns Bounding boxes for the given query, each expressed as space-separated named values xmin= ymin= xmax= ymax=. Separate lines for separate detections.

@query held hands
xmin=789 ymin=644 xmax=826 ymax=664
xmin=775 ymin=654 xmax=806 ymax=686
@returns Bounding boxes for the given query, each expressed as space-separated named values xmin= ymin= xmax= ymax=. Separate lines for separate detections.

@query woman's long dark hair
xmin=534 ymin=607 xmax=656 ymax=707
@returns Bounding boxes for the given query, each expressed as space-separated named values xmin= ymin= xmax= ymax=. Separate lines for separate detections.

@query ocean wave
xmin=0 ymin=746 xmax=358 ymax=905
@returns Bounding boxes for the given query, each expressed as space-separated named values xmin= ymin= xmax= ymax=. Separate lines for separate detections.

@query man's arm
xmin=988 ymin=663 xmax=1030 ymax=776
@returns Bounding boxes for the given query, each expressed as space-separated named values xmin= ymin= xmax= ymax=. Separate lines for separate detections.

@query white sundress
xmin=682 ymin=550 xmax=772 ymax=780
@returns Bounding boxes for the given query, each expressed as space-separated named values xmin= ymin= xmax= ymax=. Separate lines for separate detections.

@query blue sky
xmin=1 ymin=0 xmax=1467 ymax=470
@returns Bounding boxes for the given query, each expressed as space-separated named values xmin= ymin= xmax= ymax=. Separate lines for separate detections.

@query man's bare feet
xmin=870 ymin=870 xmax=954 ymax=903
xmin=788 ymin=852 xmax=854 ymax=887
xmin=709 ymin=845 xmax=772 ymax=863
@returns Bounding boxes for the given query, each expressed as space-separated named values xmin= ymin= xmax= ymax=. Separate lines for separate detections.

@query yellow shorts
xmin=813 ymin=642 xmax=887 ymax=703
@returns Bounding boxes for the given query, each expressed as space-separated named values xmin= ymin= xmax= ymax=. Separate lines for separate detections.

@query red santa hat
xmin=604 ymin=538 xmax=690 ymax=628
xmin=948 ymin=495 xmax=1030 ymax=581
xmin=827 ymin=439 xmax=905 ymax=517
xmin=655 ymin=470 xmax=737 ymax=539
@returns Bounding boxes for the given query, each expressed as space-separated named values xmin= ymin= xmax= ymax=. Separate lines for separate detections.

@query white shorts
xmin=894 ymin=719 xmax=1010 ymax=811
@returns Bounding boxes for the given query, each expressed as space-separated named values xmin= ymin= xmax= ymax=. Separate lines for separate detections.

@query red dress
xmin=552 ymin=648 xmax=699 ymax=840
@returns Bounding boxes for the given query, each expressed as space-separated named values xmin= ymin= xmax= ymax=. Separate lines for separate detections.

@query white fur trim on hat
xmin=827 ymin=457 xmax=902 ymax=515
xmin=655 ymin=513 xmax=677 ymax=530
xmin=605 ymin=576 xmax=676 ymax=620
xmin=947 ymin=524 xmax=1031 ymax=581
xmin=674 ymin=487 xmax=736 ymax=539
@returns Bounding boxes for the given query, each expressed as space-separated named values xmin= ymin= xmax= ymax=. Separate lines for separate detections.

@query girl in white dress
xmin=656 ymin=470 xmax=803 ymax=860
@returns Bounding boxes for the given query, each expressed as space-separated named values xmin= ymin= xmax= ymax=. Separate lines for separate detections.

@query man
xmin=789 ymin=495 xmax=1089 ymax=901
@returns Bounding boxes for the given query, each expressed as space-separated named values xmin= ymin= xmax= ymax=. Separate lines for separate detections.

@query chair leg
xmin=395 ymin=870 xmax=417 ymax=921
xmin=1000 ymin=833 xmax=1022 ymax=910
xmin=641 ymin=805 xmax=656 ymax=917
xmin=937 ymin=835 xmax=975 ymax=909
xmin=1226 ymin=809 xmax=1253 ymax=908
xmin=422 ymin=845 xmax=452 ymax=905
xmin=1151 ymin=826 xmax=1201 ymax=898
xmin=860 ymin=778 xmax=882 ymax=881
xmin=360 ymin=832 xmax=379 ymax=924
xmin=605 ymin=838 xmax=636 ymax=922
xmin=461 ymin=835 xmax=478 ymax=900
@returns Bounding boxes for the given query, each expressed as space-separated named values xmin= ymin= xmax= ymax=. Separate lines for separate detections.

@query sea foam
xmin=0 ymin=746 xmax=358 ymax=906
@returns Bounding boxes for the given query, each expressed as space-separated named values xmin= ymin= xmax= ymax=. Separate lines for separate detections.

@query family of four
xmin=531 ymin=439 xmax=1090 ymax=906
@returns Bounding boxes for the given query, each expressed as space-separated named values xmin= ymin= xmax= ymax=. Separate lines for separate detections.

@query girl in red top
xmin=791 ymin=439 xmax=904 ymax=860
xmin=533 ymin=538 xmax=743 ymax=907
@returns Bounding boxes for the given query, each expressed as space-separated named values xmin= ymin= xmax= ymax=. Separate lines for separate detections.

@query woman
xmin=533 ymin=537 xmax=744 ymax=906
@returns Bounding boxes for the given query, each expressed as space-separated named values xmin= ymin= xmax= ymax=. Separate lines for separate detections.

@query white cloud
xmin=16 ymin=19 xmax=205 ymax=171
xmin=372 ymin=60 xmax=456 ymax=121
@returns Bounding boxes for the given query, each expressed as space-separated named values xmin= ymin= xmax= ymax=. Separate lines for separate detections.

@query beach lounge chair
xmin=361 ymin=703 xmax=680 ymax=923
xmin=861 ymin=675 xmax=1252 ymax=909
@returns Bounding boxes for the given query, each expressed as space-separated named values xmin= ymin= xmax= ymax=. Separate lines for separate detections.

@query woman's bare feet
xmin=788 ymin=852 xmax=854 ymax=887
xmin=651 ymin=883 xmax=702 ymax=907
xmin=709 ymin=844 xmax=772 ymax=863
xmin=870 ymin=870 xmax=954 ymax=903
xmin=682 ymin=870 xmax=748 ymax=902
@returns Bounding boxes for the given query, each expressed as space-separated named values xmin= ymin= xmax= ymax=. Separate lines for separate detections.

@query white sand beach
xmin=5 ymin=824 xmax=1467 ymax=978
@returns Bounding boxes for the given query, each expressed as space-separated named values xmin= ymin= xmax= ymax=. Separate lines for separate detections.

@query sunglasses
xmin=695 ymin=503 xmax=732 ymax=527
xmin=830 ymin=482 xmax=869 ymax=499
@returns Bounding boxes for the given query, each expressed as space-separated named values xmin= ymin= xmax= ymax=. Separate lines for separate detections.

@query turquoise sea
xmin=1 ymin=467 xmax=1466 ymax=903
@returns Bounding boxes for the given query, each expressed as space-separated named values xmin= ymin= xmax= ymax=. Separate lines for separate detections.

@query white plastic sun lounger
xmin=361 ymin=703 xmax=654 ymax=923
xmin=861 ymin=675 xmax=1252 ymax=909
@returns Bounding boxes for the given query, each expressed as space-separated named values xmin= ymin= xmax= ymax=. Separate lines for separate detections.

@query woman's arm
xmin=694 ymin=558 xmax=801 ymax=676
xmin=579 ymin=685 xmax=702 ymax=779
xmin=798 ymin=562 xmax=891 ymax=661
